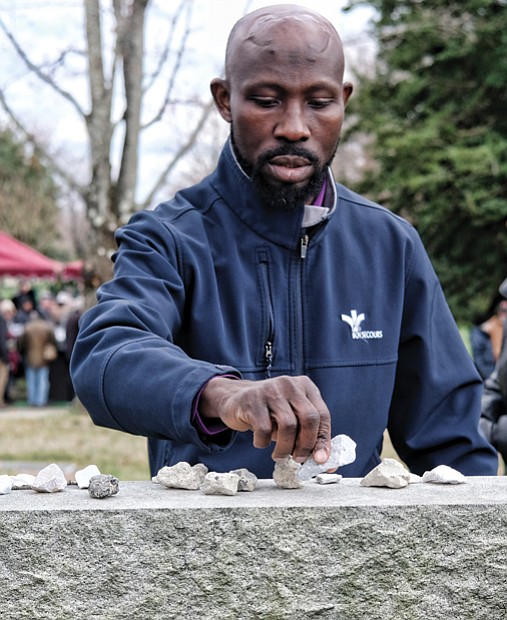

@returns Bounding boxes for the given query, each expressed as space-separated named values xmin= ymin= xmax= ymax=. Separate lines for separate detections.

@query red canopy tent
xmin=0 ymin=231 xmax=82 ymax=279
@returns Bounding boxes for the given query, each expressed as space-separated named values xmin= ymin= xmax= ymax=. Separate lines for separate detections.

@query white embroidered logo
xmin=341 ymin=309 xmax=383 ymax=340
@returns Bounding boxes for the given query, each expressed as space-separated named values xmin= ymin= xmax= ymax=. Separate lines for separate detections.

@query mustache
xmin=255 ymin=145 xmax=320 ymax=169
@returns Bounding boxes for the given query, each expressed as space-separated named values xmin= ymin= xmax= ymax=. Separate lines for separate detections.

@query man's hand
xmin=200 ymin=375 xmax=332 ymax=464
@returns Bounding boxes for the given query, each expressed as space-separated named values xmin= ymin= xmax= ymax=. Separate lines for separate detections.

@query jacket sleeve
xmin=70 ymin=210 xmax=239 ymax=450
xmin=386 ymin=234 xmax=498 ymax=476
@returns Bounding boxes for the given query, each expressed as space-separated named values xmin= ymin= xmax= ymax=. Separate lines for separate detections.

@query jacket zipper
xmin=295 ymin=231 xmax=309 ymax=375
xmin=300 ymin=233 xmax=309 ymax=259
xmin=258 ymin=252 xmax=275 ymax=378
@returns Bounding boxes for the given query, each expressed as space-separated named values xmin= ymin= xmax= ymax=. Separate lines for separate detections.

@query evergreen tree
xmin=0 ymin=127 xmax=61 ymax=258
xmin=344 ymin=0 xmax=507 ymax=322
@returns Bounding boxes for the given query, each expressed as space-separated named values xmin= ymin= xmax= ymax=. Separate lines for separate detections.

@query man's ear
xmin=210 ymin=78 xmax=232 ymax=123
xmin=343 ymin=82 xmax=353 ymax=107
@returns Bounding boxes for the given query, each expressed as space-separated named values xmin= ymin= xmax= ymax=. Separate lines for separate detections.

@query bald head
xmin=225 ymin=4 xmax=346 ymax=83
xmin=210 ymin=3 xmax=353 ymax=211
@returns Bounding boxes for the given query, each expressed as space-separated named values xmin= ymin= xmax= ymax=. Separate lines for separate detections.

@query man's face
xmin=212 ymin=17 xmax=352 ymax=209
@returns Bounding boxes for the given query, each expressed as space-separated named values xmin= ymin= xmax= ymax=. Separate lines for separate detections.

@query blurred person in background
xmin=0 ymin=301 xmax=9 ymax=408
xmin=11 ymin=279 xmax=36 ymax=311
xmin=471 ymin=292 xmax=507 ymax=380
xmin=0 ymin=299 xmax=19 ymax=405
xmin=13 ymin=294 xmax=42 ymax=326
xmin=17 ymin=316 xmax=58 ymax=407
xmin=480 ymin=278 xmax=507 ymax=471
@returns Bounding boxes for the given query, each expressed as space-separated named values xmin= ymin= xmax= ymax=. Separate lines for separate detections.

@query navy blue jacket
xmin=71 ymin=142 xmax=497 ymax=478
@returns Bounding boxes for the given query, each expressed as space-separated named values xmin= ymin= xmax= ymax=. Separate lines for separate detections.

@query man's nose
xmin=273 ymin=102 xmax=311 ymax=142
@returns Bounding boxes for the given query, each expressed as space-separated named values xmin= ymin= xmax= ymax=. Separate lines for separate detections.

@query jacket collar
xmin=210 ymin=140 xmax=336 ymax=250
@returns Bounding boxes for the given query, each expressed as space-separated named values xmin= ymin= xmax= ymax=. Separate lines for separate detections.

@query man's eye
xmin=251 ymin=97 xmax=279 ymax=108
xmin=309 ymin=99 xmax=334 ymax=109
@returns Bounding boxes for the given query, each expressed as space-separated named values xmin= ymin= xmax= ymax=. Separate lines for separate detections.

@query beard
xmin=231 ymin=130 xmax=338 ymax=212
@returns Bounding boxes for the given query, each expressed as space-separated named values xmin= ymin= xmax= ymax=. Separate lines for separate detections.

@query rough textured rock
xmin=422 ymin=465 xmax=466 ymax=484
xmin=88 ymin=474 xmax=119 ymax=499
xmin=315 ymin=473 xmax=342 ymax=485
xmin=31 ymin=463 xmax=67 ymax=493
xmin=298 ymin=434 xmax=357 ymax=480
xmin=273 ymin=457 xmax=303 ymax=489
xmin=360 ymin=458 xmax=411 ymax=489
xmin=11 ymin=474 xmax=36 ymax=490
xmin=200 ymin=472 xmax=239 ymax=496
xmin=230 ymin=468 xmax=258 ymax=491
xmin=75 ymin=465 xmax=101 ymax=489
xmin=0 ymin=475 xmax=12 ymax=495
xmin=156 ymin=462 xmax=208 ymax=490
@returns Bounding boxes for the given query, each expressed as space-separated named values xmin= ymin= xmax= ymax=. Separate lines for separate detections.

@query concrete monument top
xmin=1 ymin=475 xmax=507 ymax=512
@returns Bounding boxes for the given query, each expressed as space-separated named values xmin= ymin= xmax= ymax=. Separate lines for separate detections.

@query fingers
xmin=288 ymin=379 xmax=332 ymax=464
xmin=201 ymin=375 xmax=332 ymax=464
xmin=248 ymin=376 xmax=331 ymax=464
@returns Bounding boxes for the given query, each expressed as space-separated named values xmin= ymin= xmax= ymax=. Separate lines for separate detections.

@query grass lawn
xmin=0 ymin=401 xmax=150 ymax=481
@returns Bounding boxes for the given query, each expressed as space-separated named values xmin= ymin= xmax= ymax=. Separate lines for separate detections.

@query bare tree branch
xmin=139 ymin=99 xmax=215 ymax=210
xmin=0 ymin=89 xmax=86 ymax=197
xmin=0 ymin=16 xmax=86 ymax=119
xmin=142 ymin=0 xmax=193 ymax=130
xmin=142 ymin=0 xmax=189 ymax=93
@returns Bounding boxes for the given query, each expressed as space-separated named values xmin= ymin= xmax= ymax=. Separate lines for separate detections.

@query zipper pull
xmin=264 ymin=340 xmax=273 ymax=378
xmin=300 ymin=234 xmax=309 ymax=259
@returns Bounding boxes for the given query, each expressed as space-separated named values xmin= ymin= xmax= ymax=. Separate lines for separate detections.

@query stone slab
xmin=1 ymin=477 xmax=507 ymax=619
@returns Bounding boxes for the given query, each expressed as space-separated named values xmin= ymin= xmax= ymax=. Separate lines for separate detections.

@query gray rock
xmin=0 ymin=474 xmax=13 ymax=495
xmin=156 ymin=462 xmax=208 ymax=490
xmin=273 ymin=457 xmax=303 ymax=489
xmin=315 ymin=473 xmax=342 ymax=485
xmin=31 ymin=464 xmax=68 ymax=493
xmin=75 ymin=465 xmax=101 ymax=489
xmin=200 ymin=472 xmax=239 ymax=496
xmin=360 ymin=458 xmax=411 ymax=489
xmin=422 ymin=465 xmax=466 ymax=484
xmin=230 ymin=468 xmax=258 ymax=491
xmin=298 ymin=434 xmax=357 ymax=480
xmin=11 ymin=473 xmax=36 ymax=490
xmin=88 ymin=474 xmax=119 ymax=499
xmin=409 ymin=473 xmax=423 ymax=484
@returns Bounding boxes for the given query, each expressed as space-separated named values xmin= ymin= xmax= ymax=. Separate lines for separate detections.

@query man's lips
xmin=265 ymin=155 xmax=314 ymax=184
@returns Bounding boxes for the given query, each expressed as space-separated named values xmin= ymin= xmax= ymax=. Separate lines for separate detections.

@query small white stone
xmin=230 ymin=468 xmax=258 ymax=491
xmin=409 ymin=473 xmax=423 ymax=484
xmin=298 ymin=434 xmax=357 ymax=481
xmin=422 ymin=465 xmax=466 ymax=484
xmin=11 ymin=473 xmax=36 ymax=490
xmin=0 ymin=474 xmax=13 ymax=495
xmin=315 ymin=473 xmax=342 ymax=485
xmin=360 ymin=458 xmax=411 ymax=489
xmin=157 ymin=462 xmax=209 ymax=490
xmin=273 ymin=457 xmax=303 ymax=489
xmin=31 ymin=464 xmax=67 ymax=493
xmin=200 ymin=472 xmax=239 ymax=496
xmin=75 ymin=465 xmax=101 ymax=489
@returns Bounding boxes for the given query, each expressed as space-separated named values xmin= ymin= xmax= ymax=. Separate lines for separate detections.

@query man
xmin=17 ymin=317 xmax=57 ymax=407
xmin=71 ymin=5 xmax=497 ymax=478
xmin=0 ymin=302 xmax=9 ymax=408
xmin=480 ymin=278 xmax=507 ymax=469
